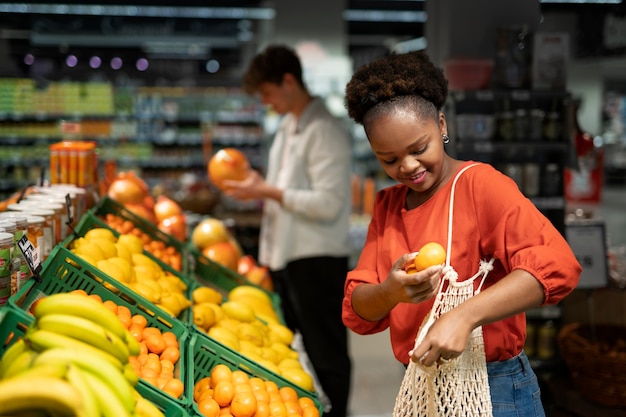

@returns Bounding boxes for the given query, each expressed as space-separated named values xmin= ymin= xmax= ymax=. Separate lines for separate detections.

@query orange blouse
xmin=342 ymin=161 xmax=581 ymax=365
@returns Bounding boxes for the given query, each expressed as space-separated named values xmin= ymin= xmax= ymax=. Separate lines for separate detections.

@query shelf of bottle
xmin=0 ymin=111 xmax=264 ymax=123
xmin=0 ymin=134 xmax=264 ymax=146
xmin=455 ymin=140 xmax=569 ymax=154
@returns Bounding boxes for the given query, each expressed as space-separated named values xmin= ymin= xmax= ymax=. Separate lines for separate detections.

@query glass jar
xmin=23 ymin=194 xmax=70 ymax=242
xmin=26 ymin=215 xmax=45 ymax=274
xmin=7 ymin=205 xmax=55 ymax=261
xmin=0 ymin=214 xmax=28 ymax=294
xmin=0 ymin=232 xmax=14 ymax=306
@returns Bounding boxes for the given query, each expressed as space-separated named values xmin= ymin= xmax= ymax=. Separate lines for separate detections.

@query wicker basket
xmin=557 ymin=322 xmax=626 ymax=407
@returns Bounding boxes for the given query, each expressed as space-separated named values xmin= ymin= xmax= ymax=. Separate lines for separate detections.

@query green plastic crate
xmin=9 ymin=245 xmax=191 ymax=410
xmin=186 ymin=330 xmax=323 ymax=417
xmin=60 ymin=211 xmax=192 ymax=324
xmin=136 ymin=380 xmax=190 ymax=417
xmin=191 ymin=251 xmax=285 ymax=325
xmin=0 ymin=305 xmax=190 ymax=417
xmin=66 ymin=206 xmax=189 ymax=280
xmin=0 ymin=305 xmax=33 ymax=355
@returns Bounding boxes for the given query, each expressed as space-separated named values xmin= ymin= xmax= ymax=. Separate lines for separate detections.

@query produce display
xmin=68 ymin=227 xmax=192 ymax=318
xmin=0 ymin=292 xmax=166 ymax=417
xmin=0 ymin=169 xmax=322 ymax=417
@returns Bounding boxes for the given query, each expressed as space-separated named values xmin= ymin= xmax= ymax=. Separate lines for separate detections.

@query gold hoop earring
xmin=443 ymin=134 xmax=450 ymax=144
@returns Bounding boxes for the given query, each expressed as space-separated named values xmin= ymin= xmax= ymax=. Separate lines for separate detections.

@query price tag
xmin=60 ymin=121 xmax=82 ymax=135
xmin=65 ymin=193 xmax=74 ymax=226
xmin=565 ymin=222 xmax=609 ymax=289
xmin=17 ymin=234 xmax=42 ymax=277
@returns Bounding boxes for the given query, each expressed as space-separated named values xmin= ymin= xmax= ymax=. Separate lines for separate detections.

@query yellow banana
xmin=133 ymin=393 xmax=166 ymax=417
xmin=32 ymin=293 xmax=131 ymax=344
xmin=2 ymin=348 xmax=39 ymax=379
xmin=66 ymin=364 xmax=101 ymax=417
xmin=36 ymin=313 xmax=130 ymax=364
xmin=33 ymin=347 xmax=135 ymax=412
xmin=81 ymin=368 xmax=133 ymax=417
xmin=123 ymin=362 xmax=140 ymax=386
xmin=25 ymin=329 xmax=124 ymax=370
xmin=0 ymin=338 xmax=27 ymax=377
xmin=0 ymin=375 xmax=87 ymax=416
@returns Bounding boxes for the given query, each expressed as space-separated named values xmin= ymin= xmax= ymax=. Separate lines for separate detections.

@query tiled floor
xmin=347 ymin=329 xmax=405 ymax=417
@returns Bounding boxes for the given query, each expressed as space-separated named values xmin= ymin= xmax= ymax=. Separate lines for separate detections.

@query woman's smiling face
xmin=366 ymin=108 xmax=448 ymax=197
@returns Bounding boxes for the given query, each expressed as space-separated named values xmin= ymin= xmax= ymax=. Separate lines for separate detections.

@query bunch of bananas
xmin=0 ymin=293 xmax=166 ymax=417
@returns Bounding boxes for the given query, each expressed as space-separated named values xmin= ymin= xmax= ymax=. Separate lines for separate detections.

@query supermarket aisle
xmin=347 ymin=329 xmax=405 ymax=417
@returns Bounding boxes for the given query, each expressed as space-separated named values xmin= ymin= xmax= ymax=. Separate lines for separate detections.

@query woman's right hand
xmin=383 ymin=253 xmax=442 ymax=305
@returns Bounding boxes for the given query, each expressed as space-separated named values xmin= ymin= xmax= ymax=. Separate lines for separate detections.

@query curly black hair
xmin=243 ymin=44 xmax=305 ymax=94
xmin=344 ymin=50 xmax=448 ymax=126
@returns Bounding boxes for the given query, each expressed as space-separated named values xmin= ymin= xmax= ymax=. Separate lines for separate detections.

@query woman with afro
xmin=342 ymin=50 xmax=581 ymax=416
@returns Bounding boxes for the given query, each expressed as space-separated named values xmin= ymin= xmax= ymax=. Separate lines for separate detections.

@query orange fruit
xmin=297 ymin=398 xmax=316 ymax=410
xmin=160 ymin=359 xmax=175 ymax=374
xmin=139 ymin=341 xmax=149 ymax=356
xmin=279 ymin=387 xmax=298 ymax=403
xmin=128 ymin=324 xmax=144 ymax=342
xmin=141 ymin=367 xmax=159 ymax=379
xmin=117 ymin=314 xmax=132 ymax=329
xmin=231 ymin=391 xmax=258 ymax=417
xmin=253 ymin=400 xmax=270 ymax=417
xmin=268 ymin=400 xmax=287 ymax=417
xmin=302 ymin=407 xmax=319 ymax=417
xmin=197 ymin=388 xmax=215 ymax=403
xmin=163 ymin=378 xmax=185 ymax=399
xmin=162 ymin=331 xmax=179 ymax=348
xmin=211 ymin=364 xmax=233 ymax=387
xmin=195 ymin=376 xmax=213 ymax=401
xmin=413 ymin=242 xmax=446 ymax=271
xmin=116 ymin=305 xmax=131 ymax=318
xmin=103 ymin=300 xmax=118 ymax=314
xmin=70 ymin=289 xmax=89 ymax=297
xmin=88 ymin=293 xmax=103 ymax=303
xmin=145 ymin=334 xmax=167 ymax=355
xmin=198 ymin=397 xmax=221 ymax=417
xmin=249 ymin=377 xmax=266 ymax=392
xmin=160 ymin=346 xmax=180 ymax=364
xmin=283 ymin=401 xmax=302 ymax=416
xmin=214 ymin=380 xmax=235 ymax=407
xmin=232 ymin=370 xmax=249 ymax=385
xmin=131 ymin=314 xmax=148 ymax=329
xmin=253 ymin=389 xmax=270 ymax=403
xmin=264 ymin=380 xmax=279 ymax=394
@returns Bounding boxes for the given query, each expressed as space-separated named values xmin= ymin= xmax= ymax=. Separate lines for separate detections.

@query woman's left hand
xmin=409 ymin=310 xmax=473 ymax=366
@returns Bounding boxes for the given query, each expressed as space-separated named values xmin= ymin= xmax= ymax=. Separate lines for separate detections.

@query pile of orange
xmin=101 ymin=213 xmax=183 ymax=271
xmin=194 ymin=364 xmax=319 ymax=417
xmin=68 ymin=289 xmax=185 ymax=400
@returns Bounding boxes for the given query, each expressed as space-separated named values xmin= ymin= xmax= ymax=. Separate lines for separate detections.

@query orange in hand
xmin=413 ymin=242 xmax=446 ymax=272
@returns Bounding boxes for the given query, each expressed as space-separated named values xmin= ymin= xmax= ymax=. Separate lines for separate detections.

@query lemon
xmin=278 ymin=358 xmax=303 ymax=370
xmin=131 ymin=253 xmax=161 ymax=272
xmin=117 ymin=233 xmax=144 ymax=254
xmin=193 ymin=303 xmax=217 ymax=330
xmin=216 ymin=318 xmax=243 ymax=331
xmin=236 ymin=322 xmax=266 ymax=347
xmin=97 ymin=259 xmax=128 ymax=283
xmin=172 ymin=292 xmax=192 ymax=310
xmin=221 ymin=300 xmax=256 ymax=323
xmin=256 ymin=358 xmax=281 ymax=375
xmin=157 ymin=276 xmax=180 ymax=294
xmin=239 ymin=340 xmax=263 ymax=356
xmin=228 ymin=285 xmax=272 ymax=306
xmin=159 ymin=293 xmax=184 ymax=317
xmin=240 ymin=350 xmax=265 ymax=364
xmin=192 ymin=286 xmax=223 ymax=305
xmin=280 ymin=368 xmax=315 ymax=391
xmin=73 ymin=242 xmax=106 ymax=262
xmin=208 ymin=326 xmax=240 ymax=351
xmin=107 ymin=257 xmax=135 ymax=282
xmin=89 ymin=238 xmax=118 ymax=259
xmin=267 ymin=322 xmax=294 ymax=345
xmin=115 ymin=242 xmax=132 ymax=263
xmin=129 ymin=281 xmax=160 ymax=304
xmin=165 ymin=274 xmax=187 ymax=292
xmin=133 ymin=264 xmax=159 ymax=281
xmin=84 ymin=227 xmax=117 ymax=242
xmin=205 ymin=302 xmax=225 ymax=322
xmin=70 ymin=252 xmax=97 ymax=268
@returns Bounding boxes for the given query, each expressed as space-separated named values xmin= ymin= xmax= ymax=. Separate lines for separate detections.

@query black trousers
xmin=270 ymin=256 xmax=352 ymax=417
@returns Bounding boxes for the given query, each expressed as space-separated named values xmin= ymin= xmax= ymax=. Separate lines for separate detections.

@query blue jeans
xmin=487 ymin=351 xmax=546 ymax=417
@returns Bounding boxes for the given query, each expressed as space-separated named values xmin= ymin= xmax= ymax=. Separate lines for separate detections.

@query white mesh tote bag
xmin=393 ymin=164 xmax=495 ymax=417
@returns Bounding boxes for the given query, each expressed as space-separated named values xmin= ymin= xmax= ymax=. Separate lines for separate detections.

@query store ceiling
xmin=0 ymin=0 xmax=623 ymax=83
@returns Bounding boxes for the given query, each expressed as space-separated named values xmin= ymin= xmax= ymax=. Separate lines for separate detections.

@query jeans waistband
xmin=486 ymin=350 xmax=533 ymax=377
